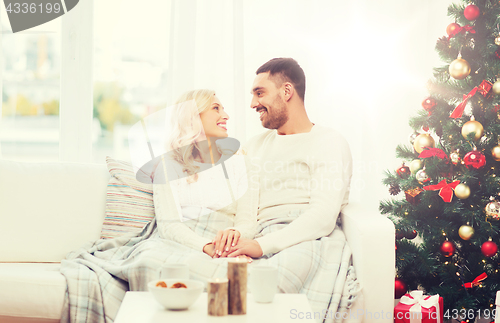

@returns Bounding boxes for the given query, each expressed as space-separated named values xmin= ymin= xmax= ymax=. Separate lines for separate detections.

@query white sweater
xmin=243 ymin=124 xmax=352 ymax=255
xmin=153 ymin=153 xmax=256 ymax=252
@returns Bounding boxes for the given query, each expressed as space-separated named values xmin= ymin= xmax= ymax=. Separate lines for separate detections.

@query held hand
xmin=203 ymin=243 xmax=216 ymax=258
xmin=236 ymin=255 xmax=253 ymax=263
xmin=227 ymin=238 xmax=263 ymax=259
xmin=213 ymin=229 xmax=241 ymax=258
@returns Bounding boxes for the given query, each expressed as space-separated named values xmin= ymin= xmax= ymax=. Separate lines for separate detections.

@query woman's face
xmin=199 ymin=95 xmax=229 ymax=138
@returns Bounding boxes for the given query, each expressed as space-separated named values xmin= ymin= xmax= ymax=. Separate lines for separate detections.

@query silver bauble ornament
xmin=408 ymin=132 xmax=420 ymax=145
xmin=485 ymin=201 xmax=500 ymax=220
xmin=415 ymin=169 xmax=429 ymax=183
xmin=450 ymin=152 xmax=460 ymax=165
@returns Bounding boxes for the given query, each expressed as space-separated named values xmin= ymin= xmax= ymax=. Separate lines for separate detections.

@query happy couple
xmin=60 ymin=57 xmax=360 ymax=323
xmin=153 ymin=57 xmax=353 ymax=262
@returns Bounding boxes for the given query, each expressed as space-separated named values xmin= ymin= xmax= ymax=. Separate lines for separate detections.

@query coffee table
xmin=114 ymin=292 xmax=316 ymax=322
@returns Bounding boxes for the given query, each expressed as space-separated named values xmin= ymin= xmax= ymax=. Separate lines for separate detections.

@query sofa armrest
xmin=341 ymin=203 xmax=395 ymax=323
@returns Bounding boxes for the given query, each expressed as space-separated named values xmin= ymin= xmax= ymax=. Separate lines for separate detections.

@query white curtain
xmin=166 ymin=0 xmax=451 ymax=208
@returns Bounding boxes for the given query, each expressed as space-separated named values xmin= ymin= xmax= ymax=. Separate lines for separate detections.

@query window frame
xmin=59 ymin=0 xmax=94 ymax=162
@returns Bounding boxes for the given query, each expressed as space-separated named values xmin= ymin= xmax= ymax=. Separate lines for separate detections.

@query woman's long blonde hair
xmin=165 ymin=89 xmax=216 ymax=183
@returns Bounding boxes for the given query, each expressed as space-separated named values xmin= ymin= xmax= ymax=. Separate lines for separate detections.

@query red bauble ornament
xmin=481 ymin=241 xmax=498 ymax=257
xmin=464 ymin=4 xmax=480 ymax=21
xmin=446 ymin=23 xmax=461 ymax=36
xmin=463 ymin=151 xmax=486 ymax=169
xmin=440 ymin=241 xmax=455 ymax=257
xmin=397 ymin=165 xmax=411 ymax=179
xmin=395 ymin=278 xmax=408 ymax=299
xmin=422 ymin=97 xmax=437 ymax=114
xmin=406 ymin=230 xmax=418 ymax=240
xmin=396 ymin=229 xmax=406 ymax=240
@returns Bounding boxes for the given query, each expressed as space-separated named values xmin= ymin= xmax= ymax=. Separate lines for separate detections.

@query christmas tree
xmin=380 ymin=0 xmax=500 ymax=319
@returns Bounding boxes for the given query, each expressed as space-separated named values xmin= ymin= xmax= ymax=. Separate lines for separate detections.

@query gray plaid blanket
xmin=60 ymin=210 xmax=360 ymax=323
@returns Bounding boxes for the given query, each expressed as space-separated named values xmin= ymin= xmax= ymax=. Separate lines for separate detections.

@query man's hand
xmin=227 ymin=238 xmax=263 ymax=258
xmin=203 ymin=243 xmax=216 ymax=257
xmin=213 ymin=229 xmax=241 ymax=258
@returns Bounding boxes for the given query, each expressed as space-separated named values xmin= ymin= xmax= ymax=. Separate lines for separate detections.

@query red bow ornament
xmin=423 ymin=180 xmax=460 ymax=202
xmin=464 ymin=272 xmax=487 ymax=288
xmin=450 ymin=87 xmax=478 ymax=119
xmin=447 ymin=24 xmax=476 ymax=40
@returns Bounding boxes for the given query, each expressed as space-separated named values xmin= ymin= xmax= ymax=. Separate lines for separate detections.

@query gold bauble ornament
xmin=462 ymin=120 xmax=484 ymax=141
xmin=495 ymin=36 xmax=500 ymax=46
xmin=491 ymin=145 xmax=500 ymax=161
xmin=458 ymin=225 xmax=475 ymax=240
xmin=493 ymin=80 xmax=500 ymax=95
xmin=413 ymin=134 xmax=435 ymax=154
xmin=409 ymin=159 xmax=424 ymax=174
xmin=454 ymin=183 xmax=471 ymax=199
xmin=449 ymin=58 xmax=471 ymax=80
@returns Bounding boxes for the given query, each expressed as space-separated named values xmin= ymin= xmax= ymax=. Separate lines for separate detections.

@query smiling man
xmin=225 ymin=57 xmax=353 ymax=259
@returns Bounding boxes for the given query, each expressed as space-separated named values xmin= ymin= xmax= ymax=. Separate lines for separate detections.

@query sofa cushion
xmin=0 ymin=160 xmax=110 ymax=262
xmin=0 ymin=263 xmax=65 ymax=320
xmin=100 ymin=156 xmax=154 ymax=239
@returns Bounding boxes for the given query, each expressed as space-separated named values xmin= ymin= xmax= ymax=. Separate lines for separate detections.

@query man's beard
xmin=262 ymin=95 xmax=289 ymax=129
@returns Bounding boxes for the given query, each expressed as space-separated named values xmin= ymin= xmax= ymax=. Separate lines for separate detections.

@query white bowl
xmin=147 ymin=279 xmax=204 ymax=310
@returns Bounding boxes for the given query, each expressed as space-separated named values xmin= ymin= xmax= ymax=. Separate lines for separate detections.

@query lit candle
xmin=227 ymin=258 xmax=247 ymax=315
xmin=207 ymin=278 xmax=228 ymax=316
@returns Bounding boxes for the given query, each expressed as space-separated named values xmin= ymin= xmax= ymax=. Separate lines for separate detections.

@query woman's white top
xmin=152 ymin=153 xmax=256 ymax=252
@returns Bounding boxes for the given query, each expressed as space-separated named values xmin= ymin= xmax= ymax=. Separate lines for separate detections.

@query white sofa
xmin=0 ymin=159 xmax=395 ymax=323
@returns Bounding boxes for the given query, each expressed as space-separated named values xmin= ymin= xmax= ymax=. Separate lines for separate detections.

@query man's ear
xmin=283 ymin=83 xmax=294 ymax=102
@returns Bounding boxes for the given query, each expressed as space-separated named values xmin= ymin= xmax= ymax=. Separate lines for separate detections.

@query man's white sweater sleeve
xmin=254 ymin=137 xmax=352 ymax=256
xmin=221 ymin=154 xmax=258 ymax=239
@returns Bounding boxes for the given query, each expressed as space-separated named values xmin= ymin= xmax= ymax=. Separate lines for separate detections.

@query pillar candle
xmin=207 ymin=278 xmax=228 ymax=316
xmin=227 ymin=258 xmax=247 ymax=315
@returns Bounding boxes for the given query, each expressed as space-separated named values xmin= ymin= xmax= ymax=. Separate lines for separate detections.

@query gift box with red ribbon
xmin=495 ymin=291 xmax=499 ymax=323
xmin=394 ymin=291 xmax=443 ymax=323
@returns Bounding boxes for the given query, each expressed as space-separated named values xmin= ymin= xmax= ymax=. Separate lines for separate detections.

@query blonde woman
xmin=153 ymin=89 xmax=255 ymax=259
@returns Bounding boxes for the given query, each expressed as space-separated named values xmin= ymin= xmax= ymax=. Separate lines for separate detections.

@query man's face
xmin=250 ymin=72 xmax=289 ymax=130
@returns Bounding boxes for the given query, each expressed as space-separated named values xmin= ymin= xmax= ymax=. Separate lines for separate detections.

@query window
xmin=92 ymin=0 xmax=172 ymax=164
xmin=0 ymin=10 xmax=61 ymax=162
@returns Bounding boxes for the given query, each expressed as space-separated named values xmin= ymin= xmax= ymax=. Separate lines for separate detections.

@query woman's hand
xmin=213 ymin=229 xmax=241 ymax=258
xmin=236 ymin=255 xmax=253 ymax=263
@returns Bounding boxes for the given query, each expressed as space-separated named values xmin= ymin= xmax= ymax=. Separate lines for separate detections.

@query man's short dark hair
xmin=256 ymin=58 xmax=306 ymax=101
